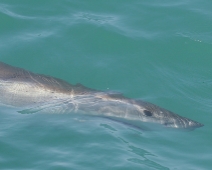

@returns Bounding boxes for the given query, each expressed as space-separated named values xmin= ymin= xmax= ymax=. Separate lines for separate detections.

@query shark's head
xmin=134 ymin=100 xmax=204 ymax=129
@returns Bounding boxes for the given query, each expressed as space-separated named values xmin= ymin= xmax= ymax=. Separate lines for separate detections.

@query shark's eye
xmin=143 ymin=110 xmax=153 ymax=116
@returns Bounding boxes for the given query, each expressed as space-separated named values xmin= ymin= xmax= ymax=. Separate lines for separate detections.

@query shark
xmin=0 ymin=61 xmax=203 ymax=130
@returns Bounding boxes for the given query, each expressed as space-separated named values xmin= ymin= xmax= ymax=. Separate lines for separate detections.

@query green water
xmin=0 ymin=0 xmax=211 ymax=169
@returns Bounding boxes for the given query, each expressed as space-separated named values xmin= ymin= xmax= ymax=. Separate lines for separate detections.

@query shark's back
xmin=0 ymin=62 xmax=96 ymax=95
xmin=0 ymin=62 xmax=98 ymax=107
xmin=0 ymin=62 xmax=74 ymax=93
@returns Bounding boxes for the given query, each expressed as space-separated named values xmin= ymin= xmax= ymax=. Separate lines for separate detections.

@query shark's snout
xmin=163 ymin=116 xmax=204 ymax=129
xmin=138 ymin=100 xmax=203 ymax=130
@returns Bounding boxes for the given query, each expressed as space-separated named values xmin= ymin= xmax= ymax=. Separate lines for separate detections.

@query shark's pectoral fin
xmin=18 ymin=107 xmax=44 ymax=114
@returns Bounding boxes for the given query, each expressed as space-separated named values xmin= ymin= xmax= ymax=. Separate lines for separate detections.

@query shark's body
xmin=0 ymin=62 xmax=203 ymax=129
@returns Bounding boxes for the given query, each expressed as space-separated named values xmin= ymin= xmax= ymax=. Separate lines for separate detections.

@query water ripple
xmin=0 ymin=4 xmax=35 ymax=20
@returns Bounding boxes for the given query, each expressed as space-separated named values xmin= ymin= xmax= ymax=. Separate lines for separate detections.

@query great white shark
xmin=0 ymin=61 xmax=203 ymax=129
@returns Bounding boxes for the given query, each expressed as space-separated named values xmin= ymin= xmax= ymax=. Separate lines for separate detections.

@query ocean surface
xmin=0 ymin=0 xmax=211 ymax=169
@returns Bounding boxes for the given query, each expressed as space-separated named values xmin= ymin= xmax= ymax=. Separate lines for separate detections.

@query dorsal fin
xmin=106 ymin=92 xmax=128 ymax=100
xmin=75 ymin=83 xmax=85 ymax=87
xmin=74 ymin=83 xmax=97 ymax=94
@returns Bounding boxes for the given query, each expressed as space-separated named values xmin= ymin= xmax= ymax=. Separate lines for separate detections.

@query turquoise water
xmin=0 ymin=0 xmax=211 ymax=169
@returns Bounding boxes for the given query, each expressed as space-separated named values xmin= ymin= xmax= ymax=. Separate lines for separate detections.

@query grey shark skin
xmin=0 ymin=62 xmax=203 ymax=129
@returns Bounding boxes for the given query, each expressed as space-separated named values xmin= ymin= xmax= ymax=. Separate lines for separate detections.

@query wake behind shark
xmin=0 ymin=62 xmax=203 ymax=129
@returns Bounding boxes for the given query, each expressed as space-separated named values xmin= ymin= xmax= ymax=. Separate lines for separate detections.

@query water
xmin=0 ymin=0 xmax=211 ymax=169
